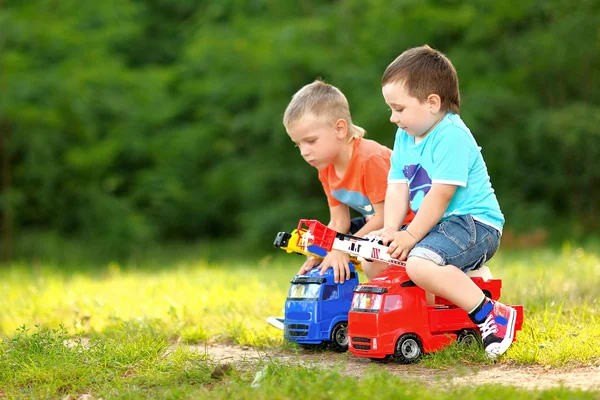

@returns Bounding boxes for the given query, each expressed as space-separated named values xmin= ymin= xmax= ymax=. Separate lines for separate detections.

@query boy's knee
xmin=405 ymin=257 xmax=436 ymax=280
xmin=405 ymin=258 xmax=421 ymax=279
xmin=361 ymin=261 xmax=375 ymax=280
xmin=362 ymin=260 xmax=387 ymax=281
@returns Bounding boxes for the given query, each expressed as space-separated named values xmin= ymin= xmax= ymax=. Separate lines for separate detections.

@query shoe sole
xmin=486 ymin=306 xmax=517 ymax=358
xmin=266 ymin=317 xmax=284 ymax=330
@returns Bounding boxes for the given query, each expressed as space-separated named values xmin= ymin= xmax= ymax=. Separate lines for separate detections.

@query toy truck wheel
xmin=329 ymin=322 xmax=349 ymax=352
xmin=393 ymin=334 xmax=423 ymax=364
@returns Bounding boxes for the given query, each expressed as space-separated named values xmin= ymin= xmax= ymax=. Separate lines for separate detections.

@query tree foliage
xmin=1 ymin=0 xmax=599 ymax=255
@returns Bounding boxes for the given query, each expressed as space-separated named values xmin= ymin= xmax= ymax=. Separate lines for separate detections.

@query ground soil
xmin=188 ymin=344 xmax=600 ymax=392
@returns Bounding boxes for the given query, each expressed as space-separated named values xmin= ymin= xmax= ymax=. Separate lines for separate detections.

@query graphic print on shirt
xmin=403 ymin=164 xmax=432 ymax=212
xmin=331 ymin=189 xmax=375 ymax=216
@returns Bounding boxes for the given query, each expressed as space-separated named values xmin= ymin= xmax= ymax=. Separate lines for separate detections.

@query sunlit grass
xmin=489 ymin=244 xmax=600 ymax=365
xmin=1 ymin=243 xmax=599 ymax=398
xmin=1 ymin=256 xmax=291 ymax=348
xmin=1 ymin=244 xmax=599 ymax=366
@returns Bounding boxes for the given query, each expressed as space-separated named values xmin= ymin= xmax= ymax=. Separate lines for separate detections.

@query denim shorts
xmin=408 ymin=215 xmax=501 ymax=272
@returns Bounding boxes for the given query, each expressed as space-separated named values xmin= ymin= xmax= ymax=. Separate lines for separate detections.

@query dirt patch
xmin=186 ymin=344 xmax=600 ymax=392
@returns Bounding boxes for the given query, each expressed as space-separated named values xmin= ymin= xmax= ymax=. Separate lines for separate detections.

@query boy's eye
xmin=395 ymin=108 xmax=404 ymax=112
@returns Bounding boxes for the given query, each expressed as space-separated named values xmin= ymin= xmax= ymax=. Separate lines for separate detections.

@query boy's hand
xmin=298 ymin=256 xmax=320 ymax=275
xmin=318 ymin=250 xmax=351 ymax=284
xmin=366 ymin=227 xmax=398 ymax=245
xmin=387 ymin=231 xmax=418 ymax=261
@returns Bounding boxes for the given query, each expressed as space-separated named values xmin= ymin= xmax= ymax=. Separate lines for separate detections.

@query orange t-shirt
xmin=318 ymin=138 xmax=415 ymax=225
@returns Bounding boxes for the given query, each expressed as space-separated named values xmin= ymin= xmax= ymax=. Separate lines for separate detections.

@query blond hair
xmin=283 ymin=80 xmax=365 ymax=139
xmin=382 ymin=45 xmax=460 ymax=114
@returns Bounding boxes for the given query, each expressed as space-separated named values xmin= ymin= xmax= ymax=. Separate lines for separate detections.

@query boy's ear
xmin=334 ymin=118 xmax=348 ymax=139
xmin=427 ymin=94 xmax=442 ymax=113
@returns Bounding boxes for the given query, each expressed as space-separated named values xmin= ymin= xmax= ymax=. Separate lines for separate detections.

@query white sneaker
xmin=266 ymin=316 xmax=284 ymax=330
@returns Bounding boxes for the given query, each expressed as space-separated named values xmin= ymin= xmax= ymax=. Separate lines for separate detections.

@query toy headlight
xmin=288 ymin=283 xmax=320 ymax=300
xmin=351 ymin=292 xmax=383 ymax=312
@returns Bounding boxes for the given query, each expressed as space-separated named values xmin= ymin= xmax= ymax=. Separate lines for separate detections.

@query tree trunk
xmin=0 ymin=121 xmax=13 ymax=262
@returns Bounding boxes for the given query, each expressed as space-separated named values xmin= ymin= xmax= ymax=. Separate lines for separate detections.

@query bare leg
xmin=363 ymin=260 xmax=436 ymax=304
xmin=361 ymin=260 xmax=389 ymax=281
xmin=426 ymin=292 xmax=436 ymax=305
xmin=405 ymin=257 xmax=483 ymax=311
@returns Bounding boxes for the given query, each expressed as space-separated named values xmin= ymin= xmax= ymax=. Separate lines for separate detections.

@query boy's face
xmin=286 ymin=114 xmax=345 ymax=170
xmin=382 ymin=81 xmax=442 ymax=138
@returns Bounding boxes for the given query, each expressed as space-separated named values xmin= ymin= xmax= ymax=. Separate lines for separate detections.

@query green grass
xmin=0 ymin=325 xmax=214 ymax=398
xmin=212 ymin=363 xmax=598 ymax=400
xmin=0 ymin=241 xmax=599 ymax=398
xmin=1 ymin=327 xmax=597 ymax=399
xmin=0 ymin=255 xmax=287 ymax=347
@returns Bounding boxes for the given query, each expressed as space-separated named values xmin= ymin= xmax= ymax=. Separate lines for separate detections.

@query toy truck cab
xmin=283 ymin=262 xmax=359 ymax=351
xmin=348 ymin=267 xmax=523 ymax=363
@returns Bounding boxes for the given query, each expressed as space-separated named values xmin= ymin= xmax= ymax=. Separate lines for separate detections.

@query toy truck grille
xmin=351 ymin=337 xmax=372 ymax=350
xmin=285 ymin=324 xmax=309 ymax=337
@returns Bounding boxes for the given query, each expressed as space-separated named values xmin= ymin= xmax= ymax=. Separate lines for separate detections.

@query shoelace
xmin=478 ymin=313 xmax=499 ymax=339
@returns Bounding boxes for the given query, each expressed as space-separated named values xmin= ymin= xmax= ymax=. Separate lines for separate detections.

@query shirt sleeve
xmin=430 ymin=126 xmax=471 ymax=186
xmin=388 ymin=130 xmax=408 ymax=183
xmin=318 ymin=168 xmax=341 ymax=207
xmin=362 ymin=156 xmax=389 ymax=204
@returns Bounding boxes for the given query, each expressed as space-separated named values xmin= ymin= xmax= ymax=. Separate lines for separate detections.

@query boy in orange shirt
xmin=268 ymin=80 xmax=413 ymax=330
xmin=284 ymin=80 xmax=414 ymax=284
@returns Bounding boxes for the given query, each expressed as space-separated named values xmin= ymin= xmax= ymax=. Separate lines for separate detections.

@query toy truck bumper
xmin=284 ymin=300 xmax=332 ymax=344
xmin=347 ymin=312 xmax=395 ymax=359
xmin=284 ymin=319 xmax=333 ymax=344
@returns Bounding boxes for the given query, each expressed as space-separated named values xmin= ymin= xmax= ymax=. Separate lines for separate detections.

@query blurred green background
xmin=1 ymin=0 xmax=599 ymax=261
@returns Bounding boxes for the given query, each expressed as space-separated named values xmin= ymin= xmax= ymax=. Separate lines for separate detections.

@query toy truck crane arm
xmin=273 ymin=228 xmax=363 ymax=269
xmin=296 ymin=219 xmax=406 ymax=267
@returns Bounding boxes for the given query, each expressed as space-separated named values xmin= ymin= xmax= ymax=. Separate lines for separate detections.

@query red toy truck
xmin=295 ymin=219 xmax=524 ymax=363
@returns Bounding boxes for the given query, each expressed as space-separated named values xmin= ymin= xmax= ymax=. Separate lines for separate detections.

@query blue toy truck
xmin=274 ymin=230 xmax=360 ymax=351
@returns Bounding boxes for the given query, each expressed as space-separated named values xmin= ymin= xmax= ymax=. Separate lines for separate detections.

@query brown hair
xmin=283 ymin=80 xmax=365 ymax=139
xmin=382 ymin=45 xmax=460 ymax=114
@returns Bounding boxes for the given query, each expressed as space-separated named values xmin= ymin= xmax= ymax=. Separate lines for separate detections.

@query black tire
xmin=393 ymin=333 xmax=423 ymax=364
xmin=457 ymin=329 xmax=481 ymax=347
xmin=329 ymin=322 xmax=349 ymax=352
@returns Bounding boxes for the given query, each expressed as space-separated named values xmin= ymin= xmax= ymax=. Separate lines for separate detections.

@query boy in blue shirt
xmin=366 ymin=45 xmax=517 ymax=359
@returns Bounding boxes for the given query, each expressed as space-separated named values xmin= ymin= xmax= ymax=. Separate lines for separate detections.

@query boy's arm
xmin=298 ymin=204 xmax=350 ymax=277
xmin=328 ymin=204 xmax=351 ymax=233
xmin=383 ymin=183 xmax=410 ymax=230
xmin=406 ymin=125 xmax=469 ymax=239
xmin=405 ymin=183 xmax=456 ymax=240
xmin=317 ymin=204 xmax=353 ymax=283
xmin=368 ymin=183 xmax=408 ymax=244
xmin=386 ymin=183 xmax=456 ymax=260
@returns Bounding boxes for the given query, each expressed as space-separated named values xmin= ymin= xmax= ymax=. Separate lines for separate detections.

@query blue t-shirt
xmin=388 ymin=113 xmax=504 ymax=232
